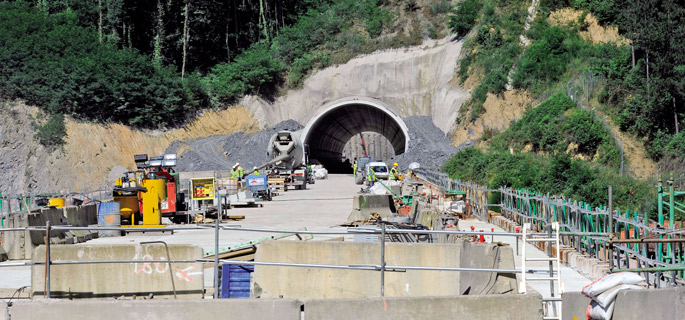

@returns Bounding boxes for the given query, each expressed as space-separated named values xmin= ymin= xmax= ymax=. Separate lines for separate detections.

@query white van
xmin=365 ymin=162 xmax=389 ymax=182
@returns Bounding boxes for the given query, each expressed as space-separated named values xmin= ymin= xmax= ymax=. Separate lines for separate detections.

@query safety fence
xmin=415 ymin=168 xmax=685 ymax=288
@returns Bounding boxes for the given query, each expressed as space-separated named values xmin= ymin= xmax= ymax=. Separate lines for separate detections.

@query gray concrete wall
xmin=254 ymin=240 xmax=462 ymax=299
xmin=31 ymin=244 xmax=203 ymax=299
xmin=254 ymin=240 xmax=517 ymax=299
xmin=304 ymin=294 xmax=543 ymax=320
xmin=1 ymin=205 xmax=98 ymax=260
xmin=7 ymin=299 xmax=301 ymax=320
xmin=563 ymin=287 xmax=685 ymax=320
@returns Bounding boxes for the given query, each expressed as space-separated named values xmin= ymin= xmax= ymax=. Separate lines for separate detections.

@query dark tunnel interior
xmin=303 ymin=103 xmax=407 ymax=173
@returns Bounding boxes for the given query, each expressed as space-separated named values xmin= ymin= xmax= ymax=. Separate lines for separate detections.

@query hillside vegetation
xmin=454 ymin=0 xmax=684 ymax=164
xmin=0 ymin=0 xmax=453 ymax=146
xmin=443 ymin=0 xmax=685 ymax=216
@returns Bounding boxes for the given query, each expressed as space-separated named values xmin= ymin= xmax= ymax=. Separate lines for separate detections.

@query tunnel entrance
xmin=301 ymin=100 xmax=409 ymax=173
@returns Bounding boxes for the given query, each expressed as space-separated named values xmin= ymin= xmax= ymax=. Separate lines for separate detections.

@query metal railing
xmin=0 ymin=220 xmax=568 ymax=299
xmin=415 ymin=168 xmax=685 ymax=288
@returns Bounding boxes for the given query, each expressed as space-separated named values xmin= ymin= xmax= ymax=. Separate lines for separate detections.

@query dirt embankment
xmin=0 ymin=102 xmax=258 ymax=195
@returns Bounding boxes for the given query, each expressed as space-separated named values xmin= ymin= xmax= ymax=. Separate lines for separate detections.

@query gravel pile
xmin=166 ymin=120 xmax=303 ymax=172
xmin=389 ymin=116 xmax=459 ymax=171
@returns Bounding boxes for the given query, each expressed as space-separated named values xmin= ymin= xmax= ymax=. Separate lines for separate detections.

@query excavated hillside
xmin=0 ymin=102 xmax=258 ymax=194
xmin=0 ymin=35 xmax=470 ymax=195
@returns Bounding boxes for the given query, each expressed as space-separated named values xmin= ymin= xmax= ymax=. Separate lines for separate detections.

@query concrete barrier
xmin=8 ymin=299 xmax=301 ymax=320
xmin=0 ymin=300 xmax=7 ymax=320
xmin=613 ymin=286 xmax=685 ymax=320
xmin=31 ymin=244 xmax=203 ymax=299
xmin=460 ymin=242 xmax=517 ymax=295
xmin=563 ymin=287 xmax=685 ymax=320
xmin=1 ymin=205 xmax=98 ymax=260
xmin=303 ymin=294 xmax=543 ymax=320
xmin=347 ymin=194 xmax=396 ymax=221
xmin=561 ymin=292 xmax=591 ymax=320
xmin=253 ymin=239 xmax=516 ymax=299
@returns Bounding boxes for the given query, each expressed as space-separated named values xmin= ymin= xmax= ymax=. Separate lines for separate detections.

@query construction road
xmin=1 ymin=174 xmax=590 ymax=297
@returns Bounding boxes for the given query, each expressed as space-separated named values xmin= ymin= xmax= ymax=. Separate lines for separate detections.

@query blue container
xmin=220 ymin=264 xmax=254 ymax=298
xmin=97 ymin=202 xmax=121 ymax=237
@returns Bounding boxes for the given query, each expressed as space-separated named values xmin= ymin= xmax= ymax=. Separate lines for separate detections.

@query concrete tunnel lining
xmin=301 ymin=99 xmax=410 ymax=168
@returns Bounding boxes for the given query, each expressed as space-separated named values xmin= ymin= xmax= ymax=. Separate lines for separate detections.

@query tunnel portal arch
xmin=301 ymin=99 xmax=409 ymax=172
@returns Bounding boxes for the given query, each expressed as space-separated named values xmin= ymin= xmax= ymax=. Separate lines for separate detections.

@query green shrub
xmin=563 ymin=108 xmax=606 ymax=155
xmin=35 ymin=113 xmax=67 ymax=148
xmin=664 ymin=132 xmax=685 ymax=160
xmin=442 ymin=146 xmax=652 ymax=210
xmin=429 ymin=0 xmax=453 ymax=15
xmin=206 ymin=43 xmax=284 ymax=103
xmin=0 ymin=2 xmax=194 ymax=128
xmin=513 ymin=24 xmax=583 ymax=93
xmin=447 ymin=0 xmax=483 ymax=37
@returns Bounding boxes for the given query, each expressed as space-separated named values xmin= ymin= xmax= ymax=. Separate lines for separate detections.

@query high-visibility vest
xmin=238 ymin=167 xmax=244 ymax=177
xmin=253 ymin=170 xmax=260 ymax=175
xmin=389 ymin=167 xmax=399 ymax=180
xmin=231 ymin=169 xmax=239 ymax=179
xmin=353 ymin=162 xmax=357 ymax=176
xmin=368 ymin=168 xmax=377 ymax=182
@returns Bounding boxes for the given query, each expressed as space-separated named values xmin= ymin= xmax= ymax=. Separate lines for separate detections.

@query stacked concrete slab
xmin=253 ymin=239 xmax=516 ymax=299
xmin=31 ymin=244 xmax=203 ymax=299
xmin=1 ymin=205 xmax=98 ymax=260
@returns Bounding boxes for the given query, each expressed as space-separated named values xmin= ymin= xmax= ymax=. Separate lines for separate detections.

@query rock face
xmin=242 ymin=36 xmax=469 ymax=135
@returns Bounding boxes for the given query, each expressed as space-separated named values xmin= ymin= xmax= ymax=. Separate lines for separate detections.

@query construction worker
xmin=252 ymin=167 xmax=260 ymax=175
xmin=353 ymin=157 xmax=358 ymax=179
xmin=367 ymin=165 xmax=377 ymax=187
xmin=231 ymin=163 xmax=240 ymax=179
xmin=389 ymin=163 xmax=400 ymax=180
xmin=238 ymin=165 xmax=244 ymax=180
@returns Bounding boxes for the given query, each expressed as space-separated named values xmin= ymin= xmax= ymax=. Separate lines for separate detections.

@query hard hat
xmin=233 ymin=163 xmax=239 ymax=168
xmin=253 ymin=167 xmax=257 ymax=170
xmin=393 ymin=162 xmax=398 ymax=167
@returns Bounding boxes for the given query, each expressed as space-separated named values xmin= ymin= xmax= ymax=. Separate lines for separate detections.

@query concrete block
xmin=1 ymin=205 xmax=98 ymax=260
xmin=591 ymin=264 xmax=609 ymax=280
xmin=254 ymin=240 xmax=517 ymax=299
xmin=562 ymin=292 xmax=591 ymax=320
xmin=612 ymin=286 xmax=685 ymax=320
xmin=0 ymin=300 xmax=7 ymax=320
xmin=348 ymin=194 xmax=396 ymax=221
xmin=304 ymin=294 xmax=543 ymax=320
xmin=31 ymin=244 xmax=203 ymax=299
xmin=567 ymin=252 xmax=579 ymax=268
xmin=254 ymin=240 xmax=461 ymax=299
xmin=9 ymin=299 xmax=301 ymax=320
xmin=460 ymin=241 xmax=517 ymax=295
